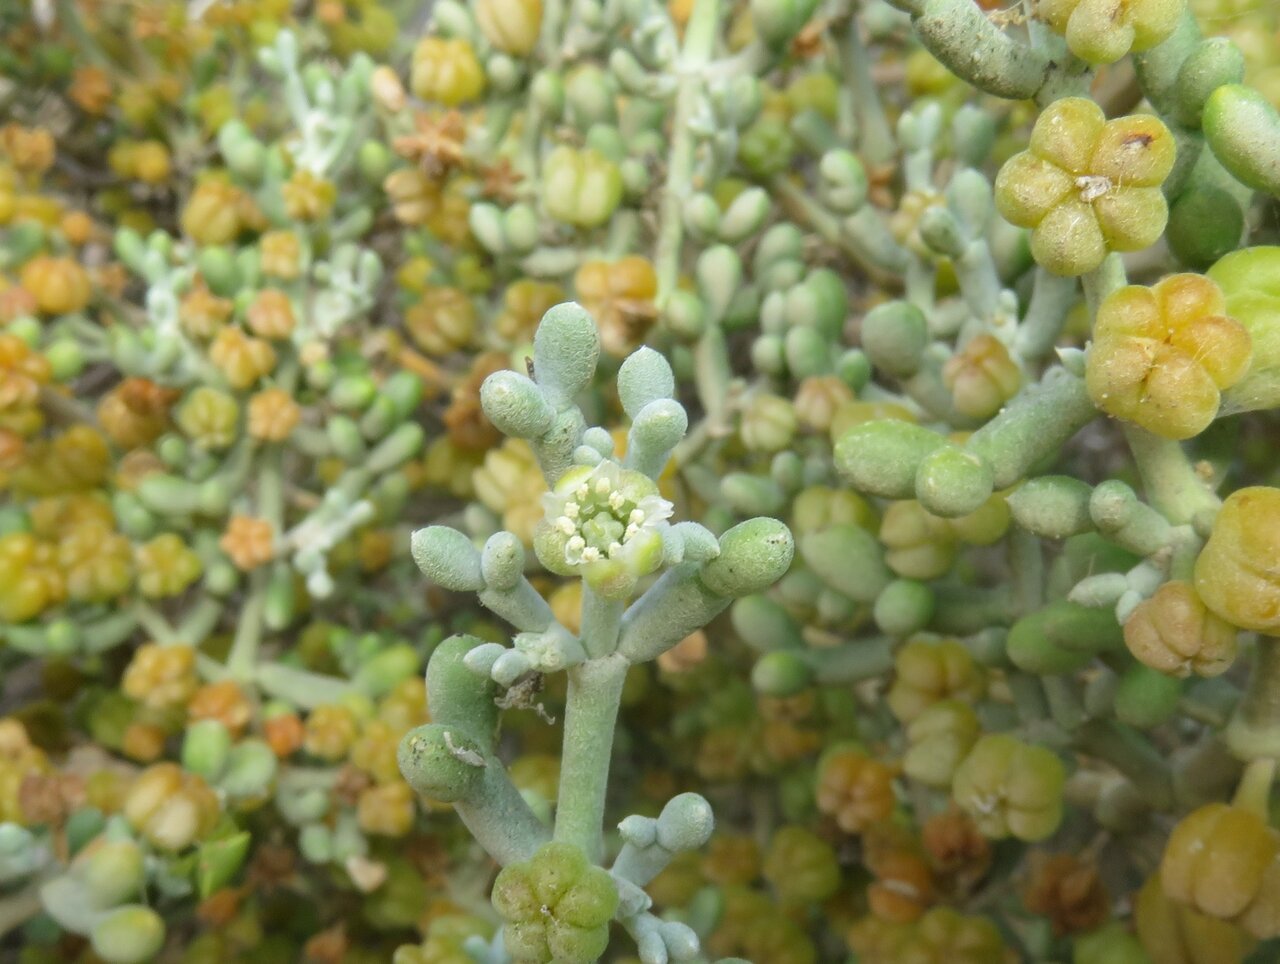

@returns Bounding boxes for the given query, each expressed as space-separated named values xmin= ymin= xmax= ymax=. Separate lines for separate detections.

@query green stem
xmin=1010 ymin=529 xmax=1045 ymax=616
xmin=769 ymin=176 xmax=907 ymax=282
xmin=1081 ymin=253 xmax=1127 ymax=317
xmin=1074 ymin=719 xmax=1175 ymax=809
xmin=225 ymin=569 xmax=268 ymax=681
xmin=1008 ymin=672 xmax=1049 ymax=724
xmin=1226 ymin=637 xmax=1280 ymax=761
xmin=840 ymin=15 xmax=896 ymax=167
xmin=1121 ymin=425 xmax=1220 ymax=525
xmin=580 ymin=586 xmax=623 ymax=659
xmin=803 ymin=637 xmax=895 ymax=684
xmin=0 ymin=881 xmax=44 ymax=940
xmin=654 ymin=0 xmax=720 ymax=307
xmin=254 ymin=663 xmax=354 ymax=709
xmin=554 ymin=653 xmax=629 ymax=862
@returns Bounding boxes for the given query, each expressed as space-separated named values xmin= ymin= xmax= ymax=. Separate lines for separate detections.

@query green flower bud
xmin=398 ymin=723 xmax=487 ymax=803
xmin=1203 ymin=85 xmax=1280 ymax=198
xmin=543 ymin=147 xmax=623 ymax=229
xmin=684 ymin=193 xmax=721 ymax=239
xmin=819 ymin=149 xmax=868 ymax=214
xmin=751 ymin=0 xmax=820 ymax=50
xmin=482 ymin=369 xmax=555 ymax=438
xmin=730 ymin=594 xmax=804 ymax=652
xmin=1114 ymin=662 xmax=1183 ymax=728
xmin=752 ymin=650 xmax=815 ymax=696
xmin=532 ymin=302 xmax=601 ymax=408
xmin=492 ymin=842 xmax=618 ymax=964
xmin=952 ymin=734 xmax=1065 ymax=841
xmin=861 ymin=301 xmax=929 ymax=377
xmin=1007 ymin=476 xmax=1096 ymax=539
xmin=80 ymin=840 xmax=146 ymax=909
xmin=835 ymin=419 xmax=945 ymax=500
xmin=182 ymin=720 xmax=232 ymax=781
xmin=873 ymin=579 xmax=935 ymax=636
xmin=1209 ymin=246 xmax=1280 ymax=413
xmin=220 ymin=739 xmax=278 ymax=800
xmin=914 ymin=446 xmax=994 ymax=518
xmin=196 ymin=832 xmax=251 ymax=898
xmin=90 ymin=905 xmax=165 ymax=964
xmin=1007 ymin=601 xmax=1125 ymax=674
xmin=655 ymin=793 xmax=715 ymax=852
xmin=1175 ymin=38 xmax=1246 ymax=127
xmin=197 ymin=246 xmax=240 ymax=297
xmin=799 ymin=524 xmax=891 ymax=603
xmin=737 ymin=114 xmax=795 ymax=179
xmin=696 ymin=245 xmax=743 ymax=325
xmin=1167 ymin=184 xmax=1244 ymax=270
xmin=411 ymin=526 xmax=484 ymax=591
xmin=904 ymin=699 xmax=980 ymax=787
xmin=718 ymin=187 xmax=770 ymax=244
xmin=762 ymin=825 xmax=840 ymax=904
xmin=740 ymin=394 xmax=797 ymax=454
xmin=700 ymin=518 xmax=795 ymax=598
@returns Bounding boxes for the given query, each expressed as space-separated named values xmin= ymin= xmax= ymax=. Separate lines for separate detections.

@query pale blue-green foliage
xmin=1006 ymin=476 xmax=1096 ymax=539
xmin=401 ymin=305 xmax=794 ymax=963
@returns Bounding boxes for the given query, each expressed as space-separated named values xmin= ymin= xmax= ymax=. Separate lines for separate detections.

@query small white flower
xmin=539 ymin=459 xmax=675 ymax=594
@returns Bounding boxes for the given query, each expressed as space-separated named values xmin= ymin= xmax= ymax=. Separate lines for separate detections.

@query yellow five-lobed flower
xmin=1086 ymin=273 xmax=1252 ymax=439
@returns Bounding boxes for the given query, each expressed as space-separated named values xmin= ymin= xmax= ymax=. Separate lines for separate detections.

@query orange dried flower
xmin=282 ymin=169 xmax=337 ymax=221
xmin=259 ymin=231 xmax=303 ymax=280
xmin=921 ymin=807 xmax=992 ymax=895
xmin=122 ymin=721 xmax=167 ymax=763
xmin=265 ymin=713 xmax=305 ymax=758
xmin=188 ymin=680 xmax=254 ymax=737
xmin=220 ymin=515 xmax=275 ymax=570
xmin=122 ymin=643 xmax=199 ymax=711
xmin=19 ymin=255 xmax=92 ymax=315
xmin=574 ymin=256 xmax=659 ymax=357
xmin=209 ymin=327 xmax=276 ymax=389
xmin=1021 ymin=851 xmax=1110 ymax=936
xmin=180 ymin=283 xmax=234 ymax=339
xmin=867 ymin=849 xmax=935 ymax=924
xmin=0 ymin=124 xmax=55 ymax=178
xmin=247 ymin=388 xmax=301 ymax=442
xmin=68 ymin=66 xmax=114 ymax=115
xmin=816 ymin=748 xmax=897 ymax=834
xmin=97 ymin=377 xmax=179 ymax=450
xmin=245 ymin=289 xmax=297 ymax=339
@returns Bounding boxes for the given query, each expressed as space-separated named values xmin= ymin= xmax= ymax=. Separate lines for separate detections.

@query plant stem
xmin=840 ymin=14 xmax=896 ymax=167
xmin=226 ymin=569 xmax=268 ymax=681
xmin=1121 ymin=425 xmax=1220 ymax=525
xmin=580 ymin=585 xmax=623 ymax=659
xmin=0 ymin=882 xmax=43 ymax=940
xmin=1074 ymin=719 xmax=1174 ymax=809
xmin=555 ymin=653 xmax=629 ymax=862
xmin=654 ymin=0 xmax=720 ymax=307
xmin=1226 ymin=637 xmax=1280 ymax=761
xmin=1081 ymin=254 xmax=1126 ymax=317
